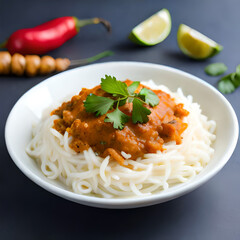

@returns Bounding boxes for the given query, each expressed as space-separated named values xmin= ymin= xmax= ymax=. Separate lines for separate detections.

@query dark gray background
xmin=0 ymin=0 xmax=239 ymax=239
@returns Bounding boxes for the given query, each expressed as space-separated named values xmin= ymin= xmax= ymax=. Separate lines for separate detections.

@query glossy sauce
xmin=51 ymin=80 xmax=189 ymax=165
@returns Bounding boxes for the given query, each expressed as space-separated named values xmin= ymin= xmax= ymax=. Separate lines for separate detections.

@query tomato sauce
xmin=51 ymin=80 xmax=189 ymax=165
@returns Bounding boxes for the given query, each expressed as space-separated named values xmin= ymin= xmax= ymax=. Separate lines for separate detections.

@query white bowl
xmin=5 ymin=62 xmax=239 ymax=209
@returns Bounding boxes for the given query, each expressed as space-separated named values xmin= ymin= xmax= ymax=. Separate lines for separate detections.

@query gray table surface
xmin=1 ymin=0 xmax=240 ymax=239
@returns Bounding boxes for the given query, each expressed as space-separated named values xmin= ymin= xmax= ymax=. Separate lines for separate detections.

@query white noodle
xmin=26 ymin=81 xmax=216 ymax=198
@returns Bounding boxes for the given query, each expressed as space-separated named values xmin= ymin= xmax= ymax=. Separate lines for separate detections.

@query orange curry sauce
xmin=51 ymin=80 xmax=189 ymax=166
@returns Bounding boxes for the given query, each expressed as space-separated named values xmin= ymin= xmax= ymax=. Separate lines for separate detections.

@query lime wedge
xmin=129 ymin=9 xmax=171 ymax=46
xmin=177 ymin=24 xmax=222 ymax=60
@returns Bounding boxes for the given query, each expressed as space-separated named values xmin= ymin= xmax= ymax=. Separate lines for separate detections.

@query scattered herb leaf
xmin=138 ymin=88 xmax=159 ymax=107
xmin=236 ymin=64 xmax=240 ymax=77
xmin=231 ymin=74 xmax=240 ymax=88
xmin=218 ymin=78 xmax=235 ymax=94
xmin=221 ymin=73 xmax=234 ymax=81
xmin=128 ymin=81 xmax=140 ymax=95
xmin=104 ymin=108 xmax=130 ymax=130
xmin=132 ymin=98 xmax=151 ymax=123
xmin=205 ymin=63 xmax=227 ymax=76
xmin=233 ymin=65 xmax=240 ymax=87
xmin=218 ymin=65 xmax=240 ymax=94
xmin=84 ymin=94 xmax=114 ymax=116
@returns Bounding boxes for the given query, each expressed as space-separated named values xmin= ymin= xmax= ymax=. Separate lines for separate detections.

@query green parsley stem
xmin=134 ymin=96 xmax=146 ymax=104
xmin=116 ymin=99 xmax=120 ymax=108
xmin=117 ymin=96 xmax=128 ymax=101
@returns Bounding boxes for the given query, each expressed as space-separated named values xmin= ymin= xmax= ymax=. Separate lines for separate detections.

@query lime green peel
xmin=129 ymin=8 xmax=171 ymax=46
xmin=177 ymin=24 xmax=222 ymax=60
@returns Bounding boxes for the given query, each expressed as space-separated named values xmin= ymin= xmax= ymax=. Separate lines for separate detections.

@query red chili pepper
xmin=0 ymin=17 xmax=111 ymax=55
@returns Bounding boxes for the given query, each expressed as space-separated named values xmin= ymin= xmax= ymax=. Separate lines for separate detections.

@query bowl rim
xmin=5 ymin=61 xmax=239 ymax=207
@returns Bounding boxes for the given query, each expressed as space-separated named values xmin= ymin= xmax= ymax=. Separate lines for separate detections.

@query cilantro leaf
xmin=231 ymin=73 xmax=240 ymax=88
xmin=119 ymin=97 xmax=127 ymax=106
xmin=104 ymin=108 xmax=130 ymax=130
xmin=221 ymin=73 xmax=235 ymax=81
xmin=138 ymin=88 xmax=159 ymax=107
xmin=218 ymin=78 xmax=235 ymax=94
xmin=205 ymin=63 xmax=227 ymax=76
xmin=132 ymin=98 xmax=151 ymax=124
xmin=236 ymin=64 xmax=240 ymax=77
xmin=127 ymin=81 xmax=140 ymax=95
xmin=101 ymin=75 xmax=129 ymax=97
xmin=233 ymin=65 xmax=240 ymax=87
xmin=217 ymin=65 xmax=240 ymax=94
xmin=84 ymin=94 xmax=114 ymax=116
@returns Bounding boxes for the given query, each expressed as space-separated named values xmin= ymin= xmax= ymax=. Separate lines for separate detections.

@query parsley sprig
xmin=218 ymin=65 xmax=240 ymax=94
xmin=204 ymin=63 xmax=240 ymax=94
xmin=84 ymin=75 xmax=159 ymax=129
xmin=205 ymin=63 xmax=228 ymax=76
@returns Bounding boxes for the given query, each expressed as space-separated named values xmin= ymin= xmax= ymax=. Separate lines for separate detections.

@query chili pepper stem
xmin=0 ymin=41 xmax=6 ymax=49
xmin=70 ymin=50 xmax=114 ymax=66
xmin=73 ymin=17 xmax=111 ymax=32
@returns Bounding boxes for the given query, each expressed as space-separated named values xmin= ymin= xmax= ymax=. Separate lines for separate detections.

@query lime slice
xmin=177 ymin=24 xmax=222 ymax=60
xmin=129 ymin=9 xmax=171 ymax=46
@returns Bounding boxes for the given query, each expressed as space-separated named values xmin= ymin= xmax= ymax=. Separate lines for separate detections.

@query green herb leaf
xmin=233 ymin=65 xmax=240 ymax=87
xmin=205 ymin=63 xmax=227 ymax=76
xmin=127 ymin=81 xmax=140 ymax=95
xmin=84 ymin=75 xmax=160 ymax=129
xmin=84 ymin=94 xmax=114 ymax=116
xmin=101 ymin=75 xmax=128 ymax=97
xmin=221 ymin=73 xmax=235 ymax=81
xmin=236 ymin=64 xmax=240 ymax=77
xmin=118 ymin=97 xmax=128 ymax=106
xmin=138 ymin=88 xmax=159 ymax=107
xmin=132 ymin=98 xmax=151 ymax=124
xmin=104 ymin=108 xmax=130 ymax=130
xmin=218 ymin=78 xmax=235 ymax=94
xmin=218 ymin=70 xmax=240 ymax=94
xmin=231 ymin=74 xmax=240 ymax=88
xmin=128 ymin=97 xmax=134 ymax=103
xmin=220 ymin=73 xmax=232 ymax=80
